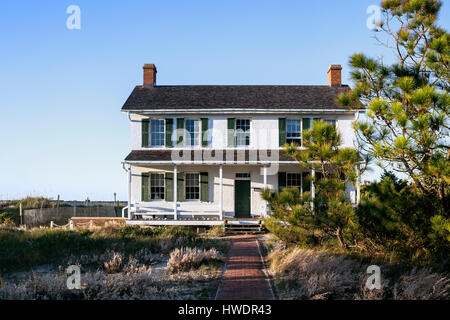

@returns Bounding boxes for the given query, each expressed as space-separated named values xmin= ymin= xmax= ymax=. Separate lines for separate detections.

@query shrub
xmin=103 ymin=252 xmax=123 ymax=274
xmin=167 ymin=247 xmax=221 ymax=274
xmin=356 ymin=174 xmax=450 ymax=263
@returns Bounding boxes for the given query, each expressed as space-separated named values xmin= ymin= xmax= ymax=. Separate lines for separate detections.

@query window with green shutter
xmin=141 ymin=172 xmax=150 ymax=201
xmin=201 ymin=118 xmax=209 ymax=147
xmin=279 ymin=118 xmax=286 ymax=146
xmin=278 ymin=172 xmax=286 ymax=192
xmin=200 ymin=172 xmax=208 ymax=202
xmin=165 ymin=119 xmax=173 ymax=147
xmin=142 ymin=119 xmax=149 ymax=148
xmin=177 ymin=172 xmax=185 ymax=201
xmin=176 ymin=118 xmax=184 ymax=147
xmin=165 ymin=172 xmax=174 ymax=201
xmin=227 ymin=118 xmax=235 ymax=147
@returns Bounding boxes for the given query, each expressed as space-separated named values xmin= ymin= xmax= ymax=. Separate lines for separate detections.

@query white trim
xmin=126 ymin=160 xmax=300 ymax=165
xmin=127 ymin=220 xmax=224 ymax=226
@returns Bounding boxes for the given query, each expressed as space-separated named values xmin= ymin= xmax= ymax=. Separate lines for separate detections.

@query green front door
xmin=234 ymin=180 xmax=251 ymax=218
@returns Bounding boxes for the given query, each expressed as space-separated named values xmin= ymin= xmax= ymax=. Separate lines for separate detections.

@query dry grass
xmin=167 ymin=247 xmax=222 ymax=274
xmin=104 ymin=252 xmax=123 ymax=274
xmin=393 ymin=267 xmax=450 ymax=300
xmin=0 ymin=245 xmax=222 ymax=300
xmin=266 ymin=242 xmax=449 ymax=300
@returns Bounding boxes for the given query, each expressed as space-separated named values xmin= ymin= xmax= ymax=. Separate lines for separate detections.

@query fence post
xmin=19 ymin=203 xmax=23 ymax=225
xmin=50 ymin=221 xmax=54 ymax=229
xmin=56 ymin=194 xmax=60 ymax=217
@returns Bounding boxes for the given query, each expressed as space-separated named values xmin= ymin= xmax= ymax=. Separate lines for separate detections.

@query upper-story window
xmin=185 ymin=119 xmax=200 ymax=147
xmin=324 ymin=119 xmax=336 ymax=126
xmin=150 ymin=119 xmax=165 ymax=147
xmin=236 ymin=119 xmax=250 ymax=147
xmin=286 ymin=119 xmax=301 ymax=144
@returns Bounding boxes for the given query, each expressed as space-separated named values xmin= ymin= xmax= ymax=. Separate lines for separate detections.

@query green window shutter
xmin=165 ymin=172 xmax=174 ymax=201
xmin=142 ymin=119 xmax=149 ymax=148
xmin=302 ymin=172 xmax=311 ymax=193
xmin=278 ymin=172 xmax=286 ymax=192
xmin=141 ymin=173 xmax=150 ymax=201
xmin=227 ymin=118 xmax=235 ymax=147
xmin=177 ymin=172 xmax=185 ymax=202
xmin=165 ymin=118 xmax=173 ymax=148
xmin=302 ymin=118 xmax=311 ymax=146
xmin=200 ymin=172 xmax=209 ymax=202
xmin=201 ymin=118 xmax=209 ymax=147
xmin=176 ymin=118 xmax=185 ymax=147
xmin=279 ymin=118 xmax=286 ymax=146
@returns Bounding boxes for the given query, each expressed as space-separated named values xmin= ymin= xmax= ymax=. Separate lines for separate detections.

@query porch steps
xmin=223 ymin=219 xmax=266 ymax=234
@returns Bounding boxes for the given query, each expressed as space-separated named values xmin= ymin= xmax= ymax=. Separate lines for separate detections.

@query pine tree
xmin=337 ymin=0 xmax=449 ymax=213
xmin=263 ymin=121 xmax=362 ymax=248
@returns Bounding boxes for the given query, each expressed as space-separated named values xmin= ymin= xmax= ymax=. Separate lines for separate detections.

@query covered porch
xmin=121 ymin=150 xmax=361 ymax=226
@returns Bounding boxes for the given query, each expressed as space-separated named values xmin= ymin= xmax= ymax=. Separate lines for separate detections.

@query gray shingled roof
xmin=124 ymin=150 xmax=297 ymax=163
xmin=121 ymin=85 xmax=350 ymax=111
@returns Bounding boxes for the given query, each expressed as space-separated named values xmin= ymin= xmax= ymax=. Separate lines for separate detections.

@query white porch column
xmin=174 ymin=164 xmax=178 ymax=220
xmin=311 ymin=167 xmax=315 ymax=210
xmin=263 ymin=165 xmax=267 ymax=188
xmin=219 ymin=164 xmax=223 ymax=220
xmin=356 ymin=166 xmax=361 ymax=205
xmin=263 ymin=165 xmax=268 ymax=217
xmin=127 ymin=165 xmax=132 ymax=220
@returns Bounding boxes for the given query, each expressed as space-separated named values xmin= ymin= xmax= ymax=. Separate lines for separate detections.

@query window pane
xmin=286 ymin=173 xmax=301 ymax=191
xmin=185 ymin=173 xmax=199 ymax=200
xmin=150 ymin=173 xmax=165 ymax=200
xmin=324 ymin=119 xmax=336 ymax=126
xmin=185 ymin=119 xmax=199 ymax=147
xmin=286 ymin=119 xmax=301 ymax=144
xmin=236 ymin=119 xmax=250 ymax=146
xmin=150 ymin=119 xmax=165 ymax=147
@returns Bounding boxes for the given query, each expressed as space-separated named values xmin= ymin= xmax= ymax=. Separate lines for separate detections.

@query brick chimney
xmin=143 ymin=64 xmax=157 ymax=86
xmin=327 ymin=64 xmax=342 ymax=86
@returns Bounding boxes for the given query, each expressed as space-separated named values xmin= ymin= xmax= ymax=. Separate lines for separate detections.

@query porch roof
xmin=124 ymin=149 xmax=299 ymax=164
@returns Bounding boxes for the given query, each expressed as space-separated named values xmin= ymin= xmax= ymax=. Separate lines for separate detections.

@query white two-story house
xmin=121 ymin=64 xmax=360 ymax=225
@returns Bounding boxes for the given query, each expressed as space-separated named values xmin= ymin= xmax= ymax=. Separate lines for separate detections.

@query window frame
xmin=185 ymin=119 xmax=201 ymax=148
xmin=286 ymin=172 xmax=302 ymax=192
xmin=324 ymin=119 xmax=337 ymax=127
xmin=149 ymin=118 xmax=165 ymax=148
xmin=286 ymin=118 xmax=302 ymax=145
xmin=236 ymin=173 xmax=251 ymax=179
xmin=185 ymin=172 xmax=200 ymax=201
xmin=150 ymin=173 xmax=165 ymax=200
xmin=235 ymin=118 xmax=251 ymax=147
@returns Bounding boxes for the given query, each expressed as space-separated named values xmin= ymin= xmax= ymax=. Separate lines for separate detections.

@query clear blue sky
xmin=1 ymin=0 xmax=448 ymax=201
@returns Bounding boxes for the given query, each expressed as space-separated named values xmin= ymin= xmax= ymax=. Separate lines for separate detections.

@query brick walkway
xmin=215 ymin=235 xmax=274 ymax=300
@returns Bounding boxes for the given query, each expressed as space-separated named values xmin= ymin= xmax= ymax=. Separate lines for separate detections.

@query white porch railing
xmin=131 ymin=202 xmax=221 ymax=219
